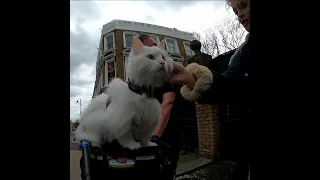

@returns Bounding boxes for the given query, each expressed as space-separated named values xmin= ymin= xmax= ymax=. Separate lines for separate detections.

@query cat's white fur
xmin=75 ymin=38 xmax=173 ymax=150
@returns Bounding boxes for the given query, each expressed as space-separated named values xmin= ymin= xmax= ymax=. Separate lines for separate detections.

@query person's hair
xmin=225 ymin=0 xmax=243 ymax=8
xmin=225 ymin=0 xmax=232 ymax=6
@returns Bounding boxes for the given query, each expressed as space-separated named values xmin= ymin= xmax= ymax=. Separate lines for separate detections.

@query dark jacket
xmin=181 ymin=36 xmax=251 ymax=156
xmin=206 ymin=39 xmax=251 ymax=160
xmin=198 ymin=38 xmax=251 ymax=108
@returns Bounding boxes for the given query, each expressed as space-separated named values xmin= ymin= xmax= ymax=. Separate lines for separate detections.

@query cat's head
xmin=126 ymin=38 xmax=173 ymax=89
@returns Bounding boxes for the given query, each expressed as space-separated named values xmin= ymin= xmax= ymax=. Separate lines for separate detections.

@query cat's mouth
xmin=157 ymin=65 xmax=170 ymax=77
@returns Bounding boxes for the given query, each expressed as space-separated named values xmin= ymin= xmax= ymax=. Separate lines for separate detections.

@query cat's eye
xmin=147 ymin=55 xmax=155 ymax=60
xmin=162 ymin=56 xmax=165 ymax=61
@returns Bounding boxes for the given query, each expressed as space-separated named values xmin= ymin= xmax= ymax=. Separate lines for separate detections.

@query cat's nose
xmin=160 ymin=61 xmax=165 ymax=65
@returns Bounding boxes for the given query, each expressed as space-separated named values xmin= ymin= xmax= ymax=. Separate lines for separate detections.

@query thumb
xmin=172 ymin=62 xmax=185 ymax=73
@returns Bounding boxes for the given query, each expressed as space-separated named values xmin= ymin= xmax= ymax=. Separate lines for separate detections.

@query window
xmin=104 ymin=58 xmax=116 ymax=85
xmin=165 ymin=38 xmax=180 ymax=54
xmin=183 ymin=41 xmax=194 ymax=57
xmin=123 ymin=32 xmax=138 ymax=48
xmin=104 ymin=32 xmax=115 ymax=51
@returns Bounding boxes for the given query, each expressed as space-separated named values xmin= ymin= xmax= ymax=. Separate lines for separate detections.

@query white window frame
xmin=183 ymin=41 xmax=194 ymax=57
xmin=165 ymin=38 xmax=180 ymax=54
xmin=123 ymin=55 xmax=129 ymax=82
xmin=104 ymin=57 xmax=117 ymax=86
xmin=104 ymin=32 xmax=115 ymax=52
xmin=123 ymin=31 xmax=138 ymax=49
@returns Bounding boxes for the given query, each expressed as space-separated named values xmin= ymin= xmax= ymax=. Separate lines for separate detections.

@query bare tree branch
xmin=194 ymin=16 xmax=247 ymax=58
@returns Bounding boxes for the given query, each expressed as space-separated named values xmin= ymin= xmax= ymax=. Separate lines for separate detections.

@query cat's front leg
xmin=118 ymin=131 xmax=141 ymax=150
xmin=140 ymin=129 xmax=157 ymax=147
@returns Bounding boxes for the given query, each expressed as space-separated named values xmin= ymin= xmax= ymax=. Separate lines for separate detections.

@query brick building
xmin=93 ymin=19 xmax=196 ymax=95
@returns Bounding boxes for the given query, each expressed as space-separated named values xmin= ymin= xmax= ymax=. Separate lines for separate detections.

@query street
xmin=176 ymin=161 xmax=235 ymax=180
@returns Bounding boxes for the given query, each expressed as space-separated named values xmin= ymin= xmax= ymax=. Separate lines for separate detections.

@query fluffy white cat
xmin=75 ymin=38 xmax=173 ymax=150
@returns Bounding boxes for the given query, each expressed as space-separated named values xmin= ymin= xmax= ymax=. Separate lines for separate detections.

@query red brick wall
xmin=196 ymin=102 xmax=220 ymax=159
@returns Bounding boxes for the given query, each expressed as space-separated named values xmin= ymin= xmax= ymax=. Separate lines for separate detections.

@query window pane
xmin=169 ymin=47 xmax=175 ymax=53
xmin=126 ymin=42 xmax=132 ymax=48
xmin=107 ymin=42 xmax=113 ymax=49
xmin=107 ymin=36 xmax=113 ymax=42
xmin=168 ymin=41 xmax=174 ymax=47
xmin=167 ymin=40 xmax=175 ymax=52
xmin=185 ymin=45 xmax=190 ymax=51
xmin=125 ymin=34 xmax=133 ymax=42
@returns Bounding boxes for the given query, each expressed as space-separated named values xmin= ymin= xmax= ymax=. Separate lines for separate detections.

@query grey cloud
xmin=70 ymin=1 xmax=102 ymax=75
xmin=70 ymin=85 xmax=83 ymax=98
xmin=70 ymin=22 xmax=99 ymax=74
xmin=144 ymin=15 xmax=155 ymax=22
xmin=70 ymin=22 xmax=98 ymax=98
xmin=70 ymin=78 xmax=95 ymax=86
xmin=70 ymin=1 xmax=103 ymax=22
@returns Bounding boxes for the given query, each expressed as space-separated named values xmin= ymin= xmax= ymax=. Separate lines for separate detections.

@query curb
xmin=176 ymin=157 xmax=212 ymax=177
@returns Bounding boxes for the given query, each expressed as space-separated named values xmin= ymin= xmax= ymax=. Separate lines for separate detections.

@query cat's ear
xmin=158 ymin=39 xmax=166 ymax=50
xmin=133 ymin=38 xmax=144 ymax=54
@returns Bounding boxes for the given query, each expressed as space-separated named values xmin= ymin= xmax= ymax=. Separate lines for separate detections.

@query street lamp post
xmin=76 ymin=99 xmax=82 ymax=115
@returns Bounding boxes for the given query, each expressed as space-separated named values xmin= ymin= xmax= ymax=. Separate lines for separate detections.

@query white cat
xmin=75 ymin=38 xmax=173 ymax=150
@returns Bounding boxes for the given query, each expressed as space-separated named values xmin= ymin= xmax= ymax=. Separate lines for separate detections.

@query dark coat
xmin=197 ymin=39 xmax=251 ymax=160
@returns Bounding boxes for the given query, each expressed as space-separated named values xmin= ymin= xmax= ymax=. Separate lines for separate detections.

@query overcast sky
xmin=70 ymin=0 xmax=235 ymax=121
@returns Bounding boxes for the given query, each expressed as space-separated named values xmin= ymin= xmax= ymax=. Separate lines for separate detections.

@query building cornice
xmin=102 ymin=19 xmax=196 ymax=41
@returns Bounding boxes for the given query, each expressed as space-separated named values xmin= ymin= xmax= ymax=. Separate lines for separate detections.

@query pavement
xmin=70 ymin=150 xmax=82 ymax=180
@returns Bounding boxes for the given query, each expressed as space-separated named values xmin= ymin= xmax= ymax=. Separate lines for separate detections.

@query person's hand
xmin=151 ymin=135 xmax=161 ymax=143
xmin=170 ymin=62 xmax=196 ymax=89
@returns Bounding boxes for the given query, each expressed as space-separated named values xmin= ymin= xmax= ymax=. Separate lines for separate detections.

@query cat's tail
xmin=79 ymin=93 xmax=110 ymax=123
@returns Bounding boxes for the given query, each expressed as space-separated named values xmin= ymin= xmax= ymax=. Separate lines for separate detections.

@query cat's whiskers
xmin=139 ymin=67 xmax=154 ymax=86
xmin=143 ymin=66 xmax=157 ymax=95
xmin=146 ymin=67 xmax=157 ymax=96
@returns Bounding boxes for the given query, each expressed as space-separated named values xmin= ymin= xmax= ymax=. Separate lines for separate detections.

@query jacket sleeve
xmin=180 ymin=59 xmax=242 ymax=105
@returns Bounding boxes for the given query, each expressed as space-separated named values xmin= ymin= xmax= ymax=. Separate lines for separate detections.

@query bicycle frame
xmin=81 ymin=141 xmax=92 ymax=180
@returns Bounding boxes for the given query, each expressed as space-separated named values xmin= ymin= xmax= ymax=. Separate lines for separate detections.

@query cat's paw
xmin=126 ymin=142 xmax=142 ymax=150
xmin=141 ymin=141 xmax=158 ymax=147
xmin=148 ymin=141 xmax=158 ymax=147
